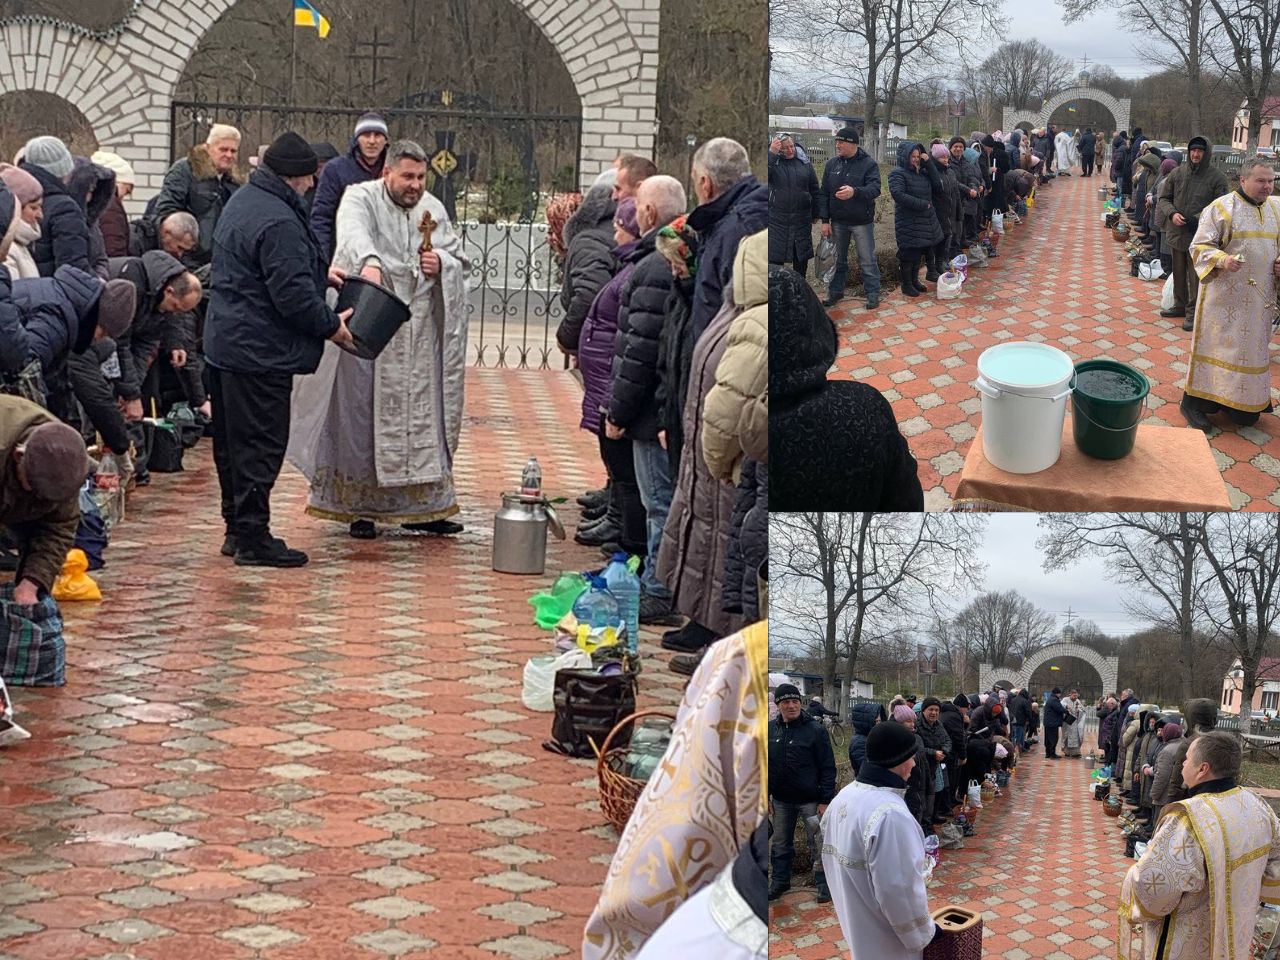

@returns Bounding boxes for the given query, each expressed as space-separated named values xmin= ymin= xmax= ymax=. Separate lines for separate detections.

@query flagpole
xmin=290 ymin=3 xmax=298 ymax=106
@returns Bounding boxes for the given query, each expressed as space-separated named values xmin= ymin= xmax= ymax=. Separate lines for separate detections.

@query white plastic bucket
xmin=974 ymin=342 xmax=1075 ymax=473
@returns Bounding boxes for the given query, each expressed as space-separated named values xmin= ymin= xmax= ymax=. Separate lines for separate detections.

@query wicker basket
xmin=923 ymin=906 xmax=983 ymax=960
xmin=596 ymin=709 xmax=677 ymax=832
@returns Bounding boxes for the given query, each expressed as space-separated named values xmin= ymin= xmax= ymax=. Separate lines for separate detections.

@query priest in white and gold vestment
xmin=1119 ymin=730 xmax=1280 ymax=960
xmin=1180 ymin=157 xmax=1280 ymax=431
xmin=288 ymin=140 xmax=469 ymax=538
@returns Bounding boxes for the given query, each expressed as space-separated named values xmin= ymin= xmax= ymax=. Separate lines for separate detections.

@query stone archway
xmin=0 ymin=0 xmax=659 ymax=213
xmin=979 ymin=642 xmax=1119 ymax=698
xmin=1003 ymin=86 xmax=1130 ymax=138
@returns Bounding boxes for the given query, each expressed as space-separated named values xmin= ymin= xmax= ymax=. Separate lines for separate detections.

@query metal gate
xmin=170 ymin=99 xmax=582 ymax=369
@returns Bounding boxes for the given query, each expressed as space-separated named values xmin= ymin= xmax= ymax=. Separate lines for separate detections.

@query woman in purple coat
xmin=577 ymin=199 xmax=646 ymax=558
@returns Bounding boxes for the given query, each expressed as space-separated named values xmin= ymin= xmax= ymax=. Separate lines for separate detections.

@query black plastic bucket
xmin=1071 ymin=359 xmax=1150 ymax=460
xmin=335 ymin=275 xmax=411 ymax=360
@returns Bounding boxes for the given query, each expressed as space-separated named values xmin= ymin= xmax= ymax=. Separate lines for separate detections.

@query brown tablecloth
xmin=954 ymin=420 xmax=1232 ymax=511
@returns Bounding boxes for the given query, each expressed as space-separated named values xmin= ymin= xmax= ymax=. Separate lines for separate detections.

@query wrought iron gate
xmin=170 ymin=99 xmax=582 ymax=369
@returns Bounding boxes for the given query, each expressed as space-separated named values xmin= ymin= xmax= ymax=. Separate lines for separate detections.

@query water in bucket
xmin=982 ymin=344 xmax=1074 ymax=389
xmin=1075 ymin=368 xmax=1142 ymax=401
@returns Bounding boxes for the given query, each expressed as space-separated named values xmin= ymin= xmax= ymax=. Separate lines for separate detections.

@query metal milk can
xmin=492 ymin=493 xmax=565 ymax=575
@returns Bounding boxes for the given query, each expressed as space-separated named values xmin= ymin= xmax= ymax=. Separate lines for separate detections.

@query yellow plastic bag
xmin=52 ymin=548 xmax=101 ymax=601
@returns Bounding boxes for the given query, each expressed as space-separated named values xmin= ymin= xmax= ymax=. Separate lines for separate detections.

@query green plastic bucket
xmin=1070 ymin=359 xmax=1150 ymax=460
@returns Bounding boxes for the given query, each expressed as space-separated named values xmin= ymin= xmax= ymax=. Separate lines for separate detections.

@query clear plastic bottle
xmin=520 ymin=457 xmax=542 ymax=498
xmin=571 ymin=575 xmax=619 ymax=629
xmin=603 ymin=553 xmax=641 ymax=656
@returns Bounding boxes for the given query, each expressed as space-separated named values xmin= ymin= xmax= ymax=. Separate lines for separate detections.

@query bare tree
xmin=771 ymin=513 xmax=986 ymax=710
xmin=1203 ymin=0 xmax=1280 ymax=151
xmin=979 ymin=39 xmax=1076 ymax=111
xmin=1196 ymin=514 xmax=1280 ymax=738
xmin=770 ymin=0 xmax=1004 ymax=162
xmin=951 ymin=590 xmax=1057 ymax=670
xmin=1060 ymin=0 xmax=1223 ymax=136
xmin=1038 ymin=513 xmax=1216 ymax=701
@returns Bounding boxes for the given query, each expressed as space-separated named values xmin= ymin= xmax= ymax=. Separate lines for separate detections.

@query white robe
xmin=287 ymin=182 xmax=470 ymax=522
xmin=822 ymin=778 xmax=934 ymax=960
xmin=1055 ymin=132 xmax=1076 ymax=171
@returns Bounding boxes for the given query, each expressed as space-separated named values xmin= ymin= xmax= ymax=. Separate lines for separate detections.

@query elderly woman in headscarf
xmin=1150 ymin=155 xmax=1179 ymax=273
xmin=0 ymin=164 xmax=42 ymax=279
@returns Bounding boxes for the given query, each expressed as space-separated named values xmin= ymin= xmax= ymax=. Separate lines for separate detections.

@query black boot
xmin=899 ymin=256 xmax=920 ymax=297
xmin=925 ymin=252 xmax=941 ymax=282
xmin=910 ymin=255 xmax=929 ymax=293
xmin=1180 ymin=395 xmax=1213 ymax=432
xmin=814 ymin=871 xmax=832 ymax=904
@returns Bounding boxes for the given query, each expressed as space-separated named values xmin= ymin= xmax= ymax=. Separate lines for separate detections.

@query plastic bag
xmin=815 ymin=235 xmax=836 ymax=285
xmin=967 ymin=780 xmax=983 ymax=808
xmin=990 ymin=208 xmax=1005 ymax=234
xmin=0 ymin=675 xmax=30 ymax=746
xmin=521 ymin=648 xmax=592 ymax=712
xmin=529 ymin=572 xmax=589 ymax=630
xmin=52 ymin=549 xmax=101 ymax=602
xmin=937 ymin=271 xmax=963 ymax=299
xmin=1139 ymin=259 xmax=1164 ymax=281
xmin=1161 ymin=274 xmax=1176 ymax=312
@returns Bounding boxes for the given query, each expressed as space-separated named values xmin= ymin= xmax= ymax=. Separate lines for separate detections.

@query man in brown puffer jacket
xmin=1156 ymin=137 xmax=1229 ymax=329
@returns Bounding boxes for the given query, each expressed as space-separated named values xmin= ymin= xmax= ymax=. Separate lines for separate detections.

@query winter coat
xmin=769 ymin=264 xmax=923 ymax=510
xmin=578 ymin=240 xmax=639 ymax=435
xmin=956 ymin=153 xmax=984 ymax=216
xmin=904 ymin=732 xmax=930 ymax=819
xmin=608 ymin=233 xmax=671 ymax=441
xmin=1134 ymin=152 xmax=1162 ymax=220
xmin=939 ymin=702 xmax=967 ymax=764
xmin=918 ymin=715 xmax=953 ymax=786
xmin=0 ymin=396 xmax=82 ymax=592
xmin=1044 ymin=693 xmax=1067 ymax=729
xmin=20 ymin=162 xmax=91 ymax=277
xmin=67 ymin=340 xmax=130 ymax=454
xmin=968 ymin=703 xmax=1007 ymax=739
xmin=1006 ymin=169 xmax=1035 ymax=201
xmin=68 ymin=158 xmax=116 ymax=280
xmin=701 ymin=249 xmax=767 ymax=482
xmin=309 ymin=138 xmax=386 ymax=259
xmin=656 ymin=233 xmax=762 ymax=637
xmin=109 ymin=251 xmax=189 ymax=401
xmin=655 ymin=274 xmax=696 ymax=476
xmin=986 ymin=145 xmax=1010 ymax=213
xmin=849 ymin=701 xmax=886 ymax=777
xmin=722 ymin=459 xmax=766 ymax=621
xmin=9 ymin=265 xmax=102 ymax=372
xmin=99 ymin=192 xmax=130 ymax=259
xmin=1150 ymin=732 xmax=1184 ymax=806
xmin=204 ymin=167 xmax=339 ymax=377
xmin=1080 ymin=134 xmax=1096 ymax=159
xmin=888 ymin=142 xmax=943 ymax=251
xmin=816 ymin=148 xmax=881 ymax=227
xmin=0 ymin=266 xmax=29 ymax=375
xmin=767 ymin=711 xmax=836 ymax=805
xmin=768 ymin=151 xmax=820 ymax=263
xmin=1011 ymin=692 xmax=1034 ymax=726
xmin=557 ymin=186 xmax=618 ymax=353
xmin=934 ymin=159 xmax=964 ymax=239
xmin=961 ymin=737 xmax=996 ymax=793
xmin=152 ymin=144 xmax=242 ymax=266
xmin=1156 ymin=139 xmax=1230 ymax=251
xmin=1099 ymin=706 xmax=1120 ymax=749
xmin=687 ymin=175 xmax=768 ymax=341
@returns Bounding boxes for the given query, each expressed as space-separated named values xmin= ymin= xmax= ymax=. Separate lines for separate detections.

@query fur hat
xmin=21 ymin=136 xmax=74 ymax=179
xmin=21 ymin=420 xmax=91 ymax=502
xmin=90 ymin=151 xmax=134 ymax=186
xmin=866 ymin=721 xmax=918 ymax=768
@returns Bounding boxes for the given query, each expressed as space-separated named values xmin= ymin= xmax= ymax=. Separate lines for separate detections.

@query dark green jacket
xmin=1156 ymin=147 xmax=1230 ymax=251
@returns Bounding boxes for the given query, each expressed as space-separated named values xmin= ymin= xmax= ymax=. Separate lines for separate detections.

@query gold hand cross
xmin=417 ymin=210 xmax=437 ymax=253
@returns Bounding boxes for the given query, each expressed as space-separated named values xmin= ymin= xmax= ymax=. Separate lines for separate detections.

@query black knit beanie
xmin=263 ymin=132 xmax=318 ymax=177
xmin=921 ymin=696 xmax=942 ymax=712
xmin=866 ymin=722 xmax=918 ymax=768
xmin=953 ymin=693 xmax=969 ymax=708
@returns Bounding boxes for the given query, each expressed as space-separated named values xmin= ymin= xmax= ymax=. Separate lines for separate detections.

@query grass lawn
xmin=1243 ymin=759 xmax=1280 ymax=791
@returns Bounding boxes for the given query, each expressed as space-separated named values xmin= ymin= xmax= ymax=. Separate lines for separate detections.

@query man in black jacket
xmin=1044 ymin=687 xmax=1067 ymax=759
xmin=939 ymin=694 xmax=968 ymax=806
xmin=204 ymin=133 xmax=353 ymax=568
xmin=153 ymin=125 xmax=242 ymax=267
xmin=607 ymin=175 xmax=689 ymax=626
xmin=768 ymin=683 xmax=836 ymax=903
xmin=768 ymin=134 xmax=820 ymax=278
xmin=817 ymin=127 xmax=881 ymax=310
xmin=1010 ymin=687 xmax=1033 ymax=752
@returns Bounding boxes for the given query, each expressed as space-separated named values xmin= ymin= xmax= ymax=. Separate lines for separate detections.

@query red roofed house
xmin=1221 ymin=657 xmax=1280 ymax=716
xmin=1232 ymin=97 xmax=1280 ymax=151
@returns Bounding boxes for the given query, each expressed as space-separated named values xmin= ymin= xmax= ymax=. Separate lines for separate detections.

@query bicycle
xmin=823 ymin=714 xmax=848 ymax=749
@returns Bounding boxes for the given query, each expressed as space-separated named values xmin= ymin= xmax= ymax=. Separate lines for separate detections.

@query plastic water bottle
xmin=520 ymin=457 xmax=542 ymax=498
xmin=571 ymin=575 xmax=619 ymax=629
xmin=603 ymin=553 xmax=641 ymax=656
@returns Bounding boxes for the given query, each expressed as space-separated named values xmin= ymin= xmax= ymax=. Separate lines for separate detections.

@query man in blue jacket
xmin=310 ymin=112 xmax=389 ymax=259
xmin=818 ymin=127 xmax=881 ymax=310
xmin=205 ymin=133 xmax=354 ymax=569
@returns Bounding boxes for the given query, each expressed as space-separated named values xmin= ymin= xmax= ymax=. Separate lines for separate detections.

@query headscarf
xmin=544 ymin=192 xmax=582 ymax=263
xmin=1160 ymin=158 xmax=1177 ymax=176
xmin=656 ymin=214 xmax=698 ymax=275
xmin=963 ymin=147 xmax=979 ymax=165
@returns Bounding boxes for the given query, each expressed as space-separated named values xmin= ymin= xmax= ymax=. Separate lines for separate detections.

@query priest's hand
xmin=420 ymin=250 xmax=441 ymax=278
xmin=329 ymin=308 xmax=356 ymax=349
xmin=360 ymin=265 xmax=384 ymax=285
xmin=1223 ymin=255 xmax=1243 ymax=273
xmin=1272 ymin=257 xmax=1280 ymax=278
xmin=327 ymin=266 xmax=347 ymax=289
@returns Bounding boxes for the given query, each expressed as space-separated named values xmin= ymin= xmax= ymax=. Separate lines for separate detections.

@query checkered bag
xmin=0 ymin=583 xmax=66 ymax=687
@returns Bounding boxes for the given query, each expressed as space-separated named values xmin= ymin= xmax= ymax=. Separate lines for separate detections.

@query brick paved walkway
xmin=769 ymin=740 xmax=1134 ymax=960
xmin=829 ymin=173 xmax=1280 ymax=509
xmin=0 ymin=369 xmax=684 ymax=960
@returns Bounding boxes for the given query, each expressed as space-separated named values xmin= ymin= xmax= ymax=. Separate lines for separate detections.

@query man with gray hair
xmin=289 ymin=139 xmax=471 ymax=541
xmin=605 ymin=174 xmax=689 ymax=625
xmin=128 ymin=211 xmax=199 ymax=262
xmin=687 ymin=138 xmax=767 ymax=339
xmin=153 ymin=124 xmax=242 ymax=266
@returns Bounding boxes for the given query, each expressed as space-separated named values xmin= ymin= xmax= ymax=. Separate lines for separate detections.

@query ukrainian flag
xmin=293 ymin=0 xmax=331 ymax=38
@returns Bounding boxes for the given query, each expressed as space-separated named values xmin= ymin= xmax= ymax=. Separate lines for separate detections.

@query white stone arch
xmin=1002 ymin=86 xmax=1131 ymax=139
xmin=979 ymin=642 xmax=1119 ymax=698
xmin=0 ymin=0 xmax=659 ymax=212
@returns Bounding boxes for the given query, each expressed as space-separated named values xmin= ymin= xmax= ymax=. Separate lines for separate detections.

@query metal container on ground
xmin=492 ymin=492 xmax=565 ymax=575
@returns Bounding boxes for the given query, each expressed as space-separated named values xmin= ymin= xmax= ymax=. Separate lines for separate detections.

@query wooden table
xmin=954 ymin=419 xmax=1233 ymax=511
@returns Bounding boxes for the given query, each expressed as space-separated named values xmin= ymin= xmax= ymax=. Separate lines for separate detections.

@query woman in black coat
xmin=767 ymin=136 xmax=821 ymax=276
xmin=19 ymin=161 xmax=92 ymax=277
xmin=887 ymin=141 xmax=943 ymax=297
xmin=769 ymin=266 xmax=923 ymax=510
xmin=984 ymin=138 xmax=1010 ymax=222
